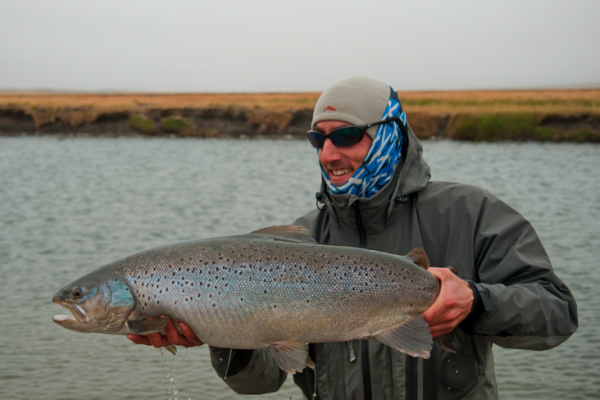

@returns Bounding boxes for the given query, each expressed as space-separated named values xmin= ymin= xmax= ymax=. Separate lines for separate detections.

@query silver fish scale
xmin=117 ymin=234 xmax=438 ymax=349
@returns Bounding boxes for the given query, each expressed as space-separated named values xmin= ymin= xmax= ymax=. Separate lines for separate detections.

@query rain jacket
xmin=210 ymin=126 xmax=578 ymax=399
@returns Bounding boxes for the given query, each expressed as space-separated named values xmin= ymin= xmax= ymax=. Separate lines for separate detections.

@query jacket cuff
xmin=459 ymin=281 xmax=492 ymax=335
xmin=209 ymin=346 xmax=255 ymax=377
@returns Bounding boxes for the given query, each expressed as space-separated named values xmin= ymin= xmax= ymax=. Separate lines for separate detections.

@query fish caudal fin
xmin=373 ymin=314 xmax=433 ymax=359
xmin=127 ymin=316 xmax=169 ymax=335
xmin=268 ymin=341 xmax=312 ymax=374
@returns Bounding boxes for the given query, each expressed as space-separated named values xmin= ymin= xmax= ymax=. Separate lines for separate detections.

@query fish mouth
xmin=52 ymin=299 xmax=89 ymax=325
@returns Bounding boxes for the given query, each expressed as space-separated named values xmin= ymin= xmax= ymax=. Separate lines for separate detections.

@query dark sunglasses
xmin=307 ymin=116 xmax=403 ymax=149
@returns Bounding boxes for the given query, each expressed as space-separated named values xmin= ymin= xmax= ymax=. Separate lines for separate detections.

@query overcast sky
xmin=1 ymin=0 xmax=598 ymax=92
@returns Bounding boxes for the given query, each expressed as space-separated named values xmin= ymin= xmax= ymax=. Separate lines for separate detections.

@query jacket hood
xmin=318 ymin=123 xmax=431 ymax=234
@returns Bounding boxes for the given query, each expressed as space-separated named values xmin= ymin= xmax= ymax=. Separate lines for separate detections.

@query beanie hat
xmin=313 ymin=76 xmax=408 ymax=199
xmin=312 ymin=76 xmax=391 ymax=139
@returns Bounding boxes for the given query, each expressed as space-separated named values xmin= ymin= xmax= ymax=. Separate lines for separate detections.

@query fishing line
xmin=216 ymin=349 xmax=233 ymax=400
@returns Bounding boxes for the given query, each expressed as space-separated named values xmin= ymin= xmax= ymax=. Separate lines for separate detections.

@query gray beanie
xmin=312 ymin=76 xmax=392 ymax=139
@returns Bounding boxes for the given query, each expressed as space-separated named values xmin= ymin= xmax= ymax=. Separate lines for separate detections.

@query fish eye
xmin=71 ymin=287 xmax=84 ymax=299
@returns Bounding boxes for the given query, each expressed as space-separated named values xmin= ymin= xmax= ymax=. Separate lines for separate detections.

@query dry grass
xmin=1 ymin=89 xmax=599 ymax=115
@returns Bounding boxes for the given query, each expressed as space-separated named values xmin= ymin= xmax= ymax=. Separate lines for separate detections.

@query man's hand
xmin=422 ymin=268 xmax=474 ymax=338
xmin=127 ymin=318 xmax=204 ymax=348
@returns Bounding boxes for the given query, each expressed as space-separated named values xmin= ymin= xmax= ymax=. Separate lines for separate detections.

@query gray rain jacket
xmin=210 ymin=126 xmax=578 ymax=400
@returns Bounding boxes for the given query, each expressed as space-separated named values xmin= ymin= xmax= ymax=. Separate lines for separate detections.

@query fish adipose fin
xmin=127 ymin=316 xmax=169 ymax=335
xmin=267 ymin=341 xmax=312 ymax=374
xmin=406 ymin=248 xmax=430 ymax=270
xmin=252 ymin=225 xmax=317 ymax=244
xmin=373 ymin=314 xmax=433 ymax=359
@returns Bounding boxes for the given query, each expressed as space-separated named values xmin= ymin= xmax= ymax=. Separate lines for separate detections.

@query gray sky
xmin=1 ymin=0 xmax=599 ymax=92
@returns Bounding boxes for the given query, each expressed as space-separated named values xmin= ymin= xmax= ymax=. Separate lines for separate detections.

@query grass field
xmin=1 ymin=89 xmax=599 ymax=141
xmin=1 ymin=89 xmax=599 ymax=114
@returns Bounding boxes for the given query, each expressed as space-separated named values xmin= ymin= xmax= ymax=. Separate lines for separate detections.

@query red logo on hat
xmin=324 ymin=105 xmax=337 ymax=112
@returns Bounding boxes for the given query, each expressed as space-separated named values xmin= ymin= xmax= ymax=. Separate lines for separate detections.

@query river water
xmin=0 ymin=137 xmax=598 ymax=400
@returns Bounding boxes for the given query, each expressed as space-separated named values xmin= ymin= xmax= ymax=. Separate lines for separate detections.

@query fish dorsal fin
xmin=406 ymin=248 xmax=430 ymax=270
xmin=373 ymin=314 xmax=433 ymax=359
xmin=251 ymin=225 xmax=316 ymax=243
xmin=267 ymin=341 xmax=312 ymax=374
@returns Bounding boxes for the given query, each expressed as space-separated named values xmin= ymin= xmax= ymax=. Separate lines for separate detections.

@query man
xmin=128 ymin=76 xmax=578 ymax=399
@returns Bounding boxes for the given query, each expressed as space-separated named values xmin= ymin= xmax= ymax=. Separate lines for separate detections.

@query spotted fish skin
xmin=53 ymin=226 xmax=441 ymax=371
xmin=124 ymin=234 xmax=438 ymax=348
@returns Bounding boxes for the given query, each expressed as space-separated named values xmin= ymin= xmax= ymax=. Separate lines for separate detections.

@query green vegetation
xmin=452 ymin=114 xmax=540 ymax=141
xmin=160 ymin=116 xmax=195 ymax=133
xmin=451 ymin=113 xmax=600 ymax=142
xmin=128 ymin=115 xmax=156 ymax=134
xmin=569 ymin=130 xmax=600 ymax=143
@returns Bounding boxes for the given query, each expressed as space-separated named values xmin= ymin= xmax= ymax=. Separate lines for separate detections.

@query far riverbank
xmin=1 ymin=90 xmax=599 ymax=142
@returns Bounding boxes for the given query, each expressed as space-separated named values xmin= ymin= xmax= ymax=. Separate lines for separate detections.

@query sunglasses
xmin=307 ymin=116 xmax=403 ymax=149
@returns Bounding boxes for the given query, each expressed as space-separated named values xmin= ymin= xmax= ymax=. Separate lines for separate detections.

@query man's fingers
xmin=126 ymin=318 xmax=204 ymax=349
xmin=147 ymin=332 xmax=171 ymax=348
xmin=127 ymin=334 xmax=152 ymax=346
xmin=164 ymin=318 xmax=194 ymax=346
xmin=179 ymin=322 xmax=204 ymax=346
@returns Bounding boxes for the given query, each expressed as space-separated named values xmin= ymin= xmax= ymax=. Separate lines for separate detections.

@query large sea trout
xmin=52 ymin=225 xmax=450 ymax=374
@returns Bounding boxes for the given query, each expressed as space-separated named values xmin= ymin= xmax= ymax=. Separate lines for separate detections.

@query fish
xmin=52 ymin=225 xmax=451 ymax=374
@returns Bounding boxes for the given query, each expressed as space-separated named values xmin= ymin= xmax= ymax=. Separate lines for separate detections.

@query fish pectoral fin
xmin=372 ymin=314 xmax=433 ymax=359
xmin=127 ymin=316 xmax=169 ymax=335
xmin=267 ymin=341 xmax=311 ymax=374
xmin=251 ymin=225 xmax=317 ymax=243
xmin=435 ymin=331 xmax=455 ymax=353
xmin=164 ymin=345 xmax=178 ymax=355
xmin=406 ymin=248 xmax=430 ymax=270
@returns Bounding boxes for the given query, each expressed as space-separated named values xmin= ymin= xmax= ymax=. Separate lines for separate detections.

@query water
xmin=0 ymin=137 xmax=598 ymax=399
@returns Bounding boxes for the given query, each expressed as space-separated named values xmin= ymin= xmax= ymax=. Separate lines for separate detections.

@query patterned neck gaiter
xmin=319 ymin=88 xmax=407 ymax=199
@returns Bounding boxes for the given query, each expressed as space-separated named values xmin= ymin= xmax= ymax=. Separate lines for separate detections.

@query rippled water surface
xmin=1 ymin=137 xmax=598 ymax=399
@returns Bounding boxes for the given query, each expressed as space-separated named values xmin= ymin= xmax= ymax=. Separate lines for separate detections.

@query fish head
xmin=52 ymin=269 xmax=135 ymax=334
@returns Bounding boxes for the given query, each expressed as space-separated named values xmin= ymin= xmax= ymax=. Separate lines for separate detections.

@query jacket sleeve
xmin=209 ymin=347 xmax=287 ymax=394
xmin=469 ymin=192 xmax=578 ymax=350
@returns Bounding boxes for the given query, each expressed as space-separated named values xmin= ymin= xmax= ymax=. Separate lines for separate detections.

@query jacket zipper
xmin=354 ymin=202 xmax=371 ymax=400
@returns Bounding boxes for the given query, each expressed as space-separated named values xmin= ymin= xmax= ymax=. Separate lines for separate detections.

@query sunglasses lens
xmin=307 ymin=131 xmax=325 ymax=149
xmin=331 ymin=127 xmax=362 ymax=147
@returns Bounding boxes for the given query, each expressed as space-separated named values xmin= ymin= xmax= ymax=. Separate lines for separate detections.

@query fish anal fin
xmin=373 ymin=314 xmax=433 ymax=359
xmin=127 ymin=316 xmax=169 ymax=335
xmin=267 ymin=341 xmax=310 ymax=374
xmin=436 ymin=331 xmax=455 ymax=353
xmin=251 ymin=225 xmax=316 ymax=243
xmin=406 ymin=248 xmax=430 ymax=270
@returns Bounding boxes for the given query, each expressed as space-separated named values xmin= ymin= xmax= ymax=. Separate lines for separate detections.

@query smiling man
xmin=129 ymin=76 xmax=577 ymax=400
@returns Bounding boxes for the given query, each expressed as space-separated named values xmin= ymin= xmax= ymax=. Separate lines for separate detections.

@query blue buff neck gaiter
xmin=319 ymin=88 xmax=407 ymax=199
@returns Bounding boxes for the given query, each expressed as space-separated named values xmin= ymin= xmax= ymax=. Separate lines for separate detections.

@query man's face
xmin=315 ymin=120 xmax=373 ymax=187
